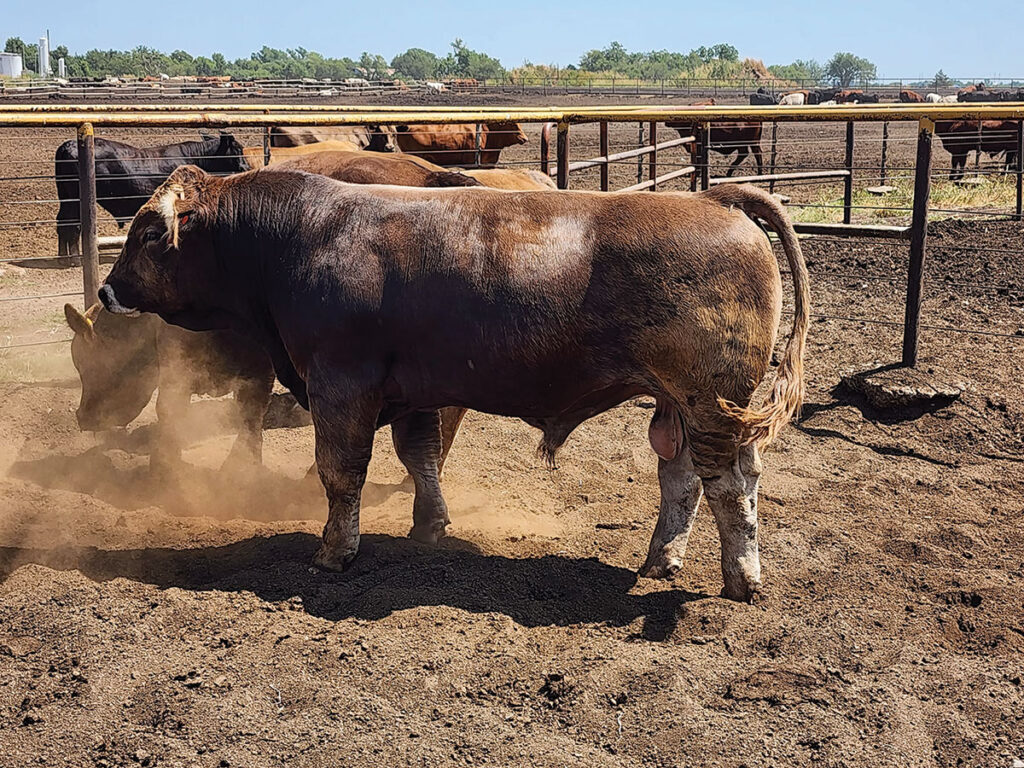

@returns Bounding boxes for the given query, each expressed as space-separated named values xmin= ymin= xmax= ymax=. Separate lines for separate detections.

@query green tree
xmin=211 ymin=52 xmax=227 ymax=75
xmin=933 ymin=69 xmax=952 ymax=88
xmin=768 ymin=59 xmax=825 ymax=83
xmin=825 ymin=52 xmax=876 ymax=87
xmin=358 ymin=52 xmax=390 ymax=80
xmin=391 ymin=47 xmax=439 ymax=79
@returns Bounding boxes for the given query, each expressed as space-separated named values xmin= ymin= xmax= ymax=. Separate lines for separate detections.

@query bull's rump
xmin=267 ymin=179 xmax=782 ymax=420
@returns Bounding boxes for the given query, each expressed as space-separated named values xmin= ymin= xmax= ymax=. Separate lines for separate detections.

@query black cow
xmin=749 ymin=90 xmax=777 ymax=105
xmin=54 ymin=132 xmax=248 ymax=256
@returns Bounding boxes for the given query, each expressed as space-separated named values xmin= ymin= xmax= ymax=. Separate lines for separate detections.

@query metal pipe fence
xmin=0 ymin=104 xmax=1022 ymax=365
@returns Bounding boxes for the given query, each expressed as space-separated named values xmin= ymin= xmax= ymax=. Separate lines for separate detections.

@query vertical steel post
xmin=474 ymin=123 xmax=482 ymax=168
xmin=699 ymin=123 xmax=710 ymax=191
xmin=636 ymin=123 xmax=644 ymax=186
xmin=599 ymin=121 xmax=609 ymax=192
xmin=263 ymin=126 xmax=271 ymax=167
xmin=843 ymin=121 xmax=855 ymax=224
xmin=1016 ymin=119 xmax=1023 ymax=220
xmin=768 ymin=121 xmax=779 ymax=194
xmin=880 ymin=121 xmax=889 ymax=187
xmin=902 ymin=119 xmax=934 ymax=367
xmin=540 ymin=122 xmax=552 ymax=175
xmin=649 ymin=121 xmax=658 ymax=190
xmin=556 ymin=121 xmax=570 ymax=190
xmin=77 ymin=122 xmax=99 ymax=308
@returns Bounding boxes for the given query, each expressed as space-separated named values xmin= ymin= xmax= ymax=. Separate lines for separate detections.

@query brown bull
xmin=100 ymin=166 xmax=809 ymax=601
xmin=269 ymin=125 xmax=396 ymax=151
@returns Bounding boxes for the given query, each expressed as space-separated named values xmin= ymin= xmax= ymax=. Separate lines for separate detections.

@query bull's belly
xmin=378 ymin=355 xmax=649 ymax=423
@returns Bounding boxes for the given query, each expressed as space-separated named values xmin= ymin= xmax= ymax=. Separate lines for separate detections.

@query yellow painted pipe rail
xmin=1 ymin=103 xmax=1023 ymax=127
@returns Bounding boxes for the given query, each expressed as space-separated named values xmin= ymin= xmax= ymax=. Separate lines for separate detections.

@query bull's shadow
xmin=0 ymin=532 xmax=702 ymax=640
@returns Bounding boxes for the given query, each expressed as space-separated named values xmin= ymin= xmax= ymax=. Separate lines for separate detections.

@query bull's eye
xmin=142 ymin=229 xmax=162 ymax=244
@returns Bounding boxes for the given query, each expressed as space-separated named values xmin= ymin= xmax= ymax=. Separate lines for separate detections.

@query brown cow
xmin=459 ymin=168 xmax=557 ymax=190
xmin=393 ymin=122 xmax=528 ymax=167
xmin=835 ymin=89 xmax=864 ymax=103
xmin=63 ymin=302 xmax=277 ymax=473
xmin=269 ymin=125 xmax=396 ymax=151
xmin=242 ymin=140 xmax=362 ymax=168
xmin=935 ymin=119 xmax=1022 ymax=180
xmin=100 ymin=167 xmax=809 ymax=601
xmin=665 ymin=117 xmax=764 ymax=177
xmin=899 ymin=89 xmax=925 ymax=103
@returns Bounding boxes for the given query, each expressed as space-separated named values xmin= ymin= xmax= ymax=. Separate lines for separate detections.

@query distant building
xmin=0 ymin=52 xmax=24 ymax=78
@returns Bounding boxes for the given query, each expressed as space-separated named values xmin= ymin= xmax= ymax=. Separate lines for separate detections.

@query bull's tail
xmin=704 ymin=183 xmax=810 ymax=447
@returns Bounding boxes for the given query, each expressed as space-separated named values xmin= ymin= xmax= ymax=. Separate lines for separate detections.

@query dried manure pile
xmin=0 ymin=119 xmax=1023 ymax=767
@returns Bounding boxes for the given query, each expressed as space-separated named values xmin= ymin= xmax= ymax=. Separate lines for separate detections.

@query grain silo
xmin=0 ymin=52 xmax=24 ymax=78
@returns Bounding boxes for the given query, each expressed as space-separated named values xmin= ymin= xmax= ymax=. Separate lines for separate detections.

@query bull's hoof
xmin=311 ymin=546 xmax=358 ymax=572
xmin=721 ymin=579 xmax=761 ymax=604
xmin=638 ymin=552 xmax=682 ymax=580
xmin=409 ymin=523 xmax=447 ymax=546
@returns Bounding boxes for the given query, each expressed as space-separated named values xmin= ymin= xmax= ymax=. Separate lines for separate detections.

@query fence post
xmin=636 ymin=123 xmax=645 ymax=185
xmin=699 ymin=123 xmax=710 ymax=191
xmin=649 ymin=121 xmax=658 ymax=190
xmin=768 ymin=122 xmax=779 ymax=194
xmin=880 ymin=121 xmax=889 ymax=187
xmin=263 ymin=126 xmax=271 ymax=167
xmin=540 ymin=122 xmax=552 ymax=175
xmin=1016 ymin=119 xmax=1023 ymax=220
xmin=902 ymin=118 xmax=934 ymax=367
xmin=843 ymin=121 xmax=855 ymax=224
xmin=77 ymin=122 xmax=99 ymax=308
xmin=599 ymin=121 xmax=609 ymax=192
xmin=556 ymin=121 xmax=570 ymax=190
xmin=474 ymin=123 xmax=482 ymax=168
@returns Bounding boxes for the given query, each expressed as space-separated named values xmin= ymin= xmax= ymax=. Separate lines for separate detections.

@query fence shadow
xmin=0 ymin=532 xmax=703 ymax=640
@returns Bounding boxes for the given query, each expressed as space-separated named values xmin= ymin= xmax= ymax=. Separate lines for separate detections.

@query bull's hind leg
xmin=640 ymin=447 xmax=703 ymax=579
xmin=701 ymin=442 xmax=763 ymax=602
xmin=392 ymin=410 xmax=449 ymax=545
xmin=309 ymin=379 xmax=381 ymax=572
xmin=437 ymin=406 xmax=468 ymax=475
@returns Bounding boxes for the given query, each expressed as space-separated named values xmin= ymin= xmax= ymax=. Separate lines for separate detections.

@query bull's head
xmin=63 ymin=302 xmax=160 ymax=430
xmin=100 ymin=165 xmax=225 ymax=330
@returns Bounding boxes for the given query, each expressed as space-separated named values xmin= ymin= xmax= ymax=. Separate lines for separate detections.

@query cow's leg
xmin=151 ymin=375 xmax=190 ymax=475
xmin=55 ymin=204 xmax=80 ymax=258
xmin=701 ymin=442 xmax=763 ymax=602
xmin=751 ymin=143 xmax=765 ymax=176
xmin=725 ymin=148 xmax=749 ymax=178
xmin=392 ymin=409 xmax=449 ymax=545
xmin=640 ymin=446 xmax=703 ymax=579
xmin=437 ymin=406 xmax=468 ymax=475
xmin=309 ymin=380 xmax=380 ymax=571
xmin=222 ymin=370 xmax=274 ymax=471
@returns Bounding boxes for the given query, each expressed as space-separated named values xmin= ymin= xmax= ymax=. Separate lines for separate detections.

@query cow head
xmin=486 ymin=122 xmax=529 ymax=149
xmin=204 ymin=131 xmax=250 ymax=174
xmin=64 ymin=302 xmax=161 ymax=430
xmin=100 ymin=165 xmax=227 ymax=330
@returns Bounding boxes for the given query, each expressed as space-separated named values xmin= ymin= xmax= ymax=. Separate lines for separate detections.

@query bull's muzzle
xmin=98 ymin=284 xmax=138 ymax=316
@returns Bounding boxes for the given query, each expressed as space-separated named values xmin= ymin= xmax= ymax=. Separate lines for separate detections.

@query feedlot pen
xmin=0 ymin=103 xmax=1023 ymax=768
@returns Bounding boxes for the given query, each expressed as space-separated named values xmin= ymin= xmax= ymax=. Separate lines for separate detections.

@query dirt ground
xmin=1 ymin=94 xmax=1023 ymax=768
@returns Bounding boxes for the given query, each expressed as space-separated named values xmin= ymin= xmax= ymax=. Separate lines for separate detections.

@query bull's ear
xmin=64 ymin=303 xmax=97 ymax=341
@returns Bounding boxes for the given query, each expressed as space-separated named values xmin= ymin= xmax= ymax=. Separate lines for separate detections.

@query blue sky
xmin=5 ymin=0 xmax=1023 ymax=78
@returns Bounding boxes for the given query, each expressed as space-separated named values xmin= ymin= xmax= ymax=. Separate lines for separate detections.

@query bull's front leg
xmin=392 ymin=410 xmax=450 ymax=545
xmin=309 ymin=375 xmax=381 ymax=572
xmin=640 ymin=447 xmax=703 ymax=579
